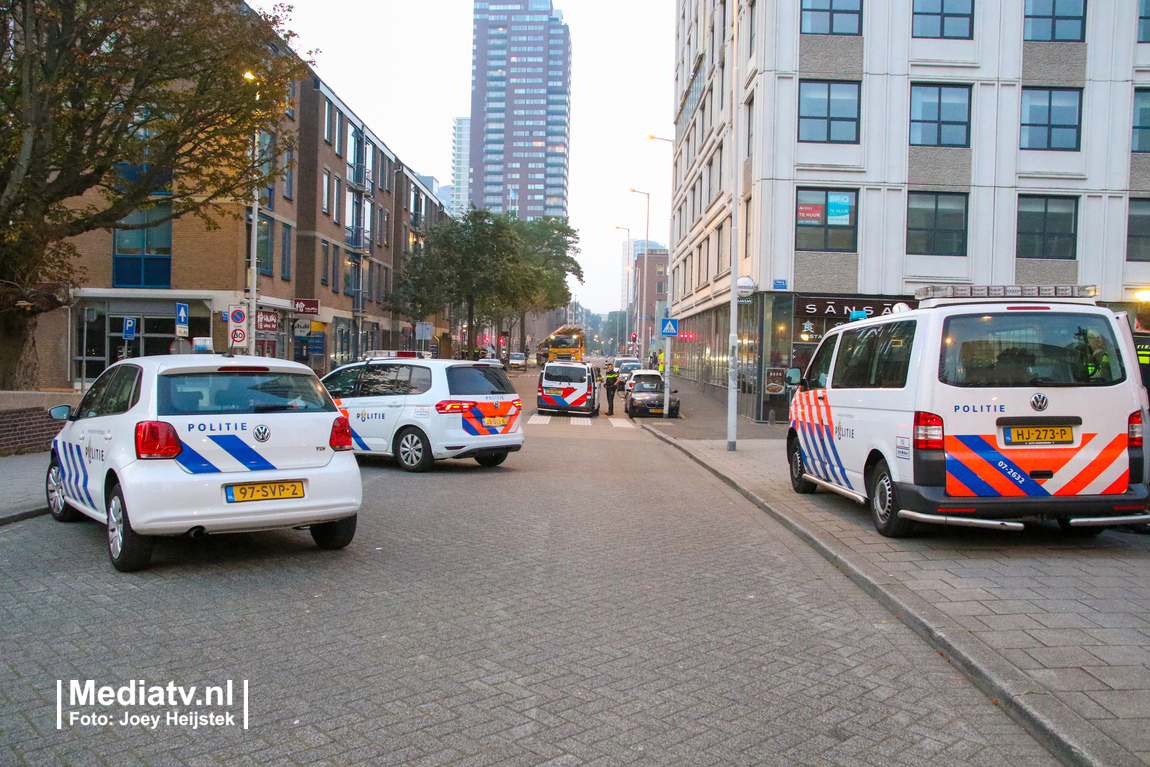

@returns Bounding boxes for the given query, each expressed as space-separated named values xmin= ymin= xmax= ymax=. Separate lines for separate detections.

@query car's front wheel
xmin=395 ymin=428 xmax=434 ymax=472
xmin=788 ymin=439 xmax=817 ymax=494
xmin=475 ymin=451 xmax=508 ymax=467
xmin=311 ymin=514 xmax=357 ymax=549
xmin=106 ymin=484 xmax=153 ymax=572
xmin=46 ymin=455 xmax=82 ymax=522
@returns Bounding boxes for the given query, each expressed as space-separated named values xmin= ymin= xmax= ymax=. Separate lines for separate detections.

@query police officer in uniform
xmin=603 ymin=363 xmax=620 ymax=416
xmin=1135 ymin=305 xmax=1150 ymax=387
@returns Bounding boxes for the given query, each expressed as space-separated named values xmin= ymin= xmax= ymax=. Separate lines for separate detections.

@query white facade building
xmin=451 ymin=116 xmax=471 ymax=218
xmin=671 ymin=0 xmax=1150 ymax=420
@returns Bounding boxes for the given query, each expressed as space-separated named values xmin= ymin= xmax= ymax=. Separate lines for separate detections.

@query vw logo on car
xmin=253 ymin=424 xmax=271 ymax=442
xmin=1030 ymin=393 xmax=1049 ymax=412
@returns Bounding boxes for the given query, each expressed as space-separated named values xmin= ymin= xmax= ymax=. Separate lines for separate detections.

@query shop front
xmin=790 ymin=293 xmax=919 ymax=375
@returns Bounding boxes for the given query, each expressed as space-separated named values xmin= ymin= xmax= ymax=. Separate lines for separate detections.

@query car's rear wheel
xmin=46 ymin=456 xmax=81 ymax=522
xmin=395 ymin=428 xmax=434 ymax=472
xmin=475 ymin=451 xmax=508 ymax=467
xmin=106 ymin=484 xmax=153 ymax=572
xmin=311 ymin=514 xmax=357 ymax=549
xmin=868 ymin=460 xmax=913 ymax=538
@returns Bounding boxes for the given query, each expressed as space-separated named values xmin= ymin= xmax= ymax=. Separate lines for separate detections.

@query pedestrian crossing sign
xmin=661 ymin=319 xmax=679 ymax=337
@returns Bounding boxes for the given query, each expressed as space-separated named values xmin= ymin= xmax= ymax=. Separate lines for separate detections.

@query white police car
xmin=321 ymin=359 xmax=524 ymax=471
xmin=46 ymin=355 xmax=362 ymax=571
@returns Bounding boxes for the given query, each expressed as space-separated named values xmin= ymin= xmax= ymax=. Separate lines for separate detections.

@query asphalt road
xmin=0 ymin=369 xmax=1058 ymax=765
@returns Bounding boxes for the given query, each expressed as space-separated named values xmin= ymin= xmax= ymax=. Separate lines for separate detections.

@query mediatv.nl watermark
xmin=57 ymin=680 xmax=248 ymax=730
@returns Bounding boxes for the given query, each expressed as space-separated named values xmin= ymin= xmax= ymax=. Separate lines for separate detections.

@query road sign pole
xmin=664 ymin=335 xmax=671 ymax=419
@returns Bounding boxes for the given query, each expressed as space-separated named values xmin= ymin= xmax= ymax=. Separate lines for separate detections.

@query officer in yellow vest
xmin=1136 ymin=304 xmax=1150 ymax=387
xmin=657 ymin=349 xmax=665 ymax=374
xmin=602 ymin=363 xmax=620 ymax=415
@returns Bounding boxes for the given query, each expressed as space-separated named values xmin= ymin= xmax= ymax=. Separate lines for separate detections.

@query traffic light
xmin=631 ymin=333 xmax=637 ymax=342
xmin=484 ymin=335 xmax=490 ymax=343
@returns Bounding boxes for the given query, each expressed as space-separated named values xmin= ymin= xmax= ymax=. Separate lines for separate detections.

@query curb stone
xmin=0 ymin=507 xmax=48 ymax=527
xmin=640 ymin=422 xmax=1143 ymax=767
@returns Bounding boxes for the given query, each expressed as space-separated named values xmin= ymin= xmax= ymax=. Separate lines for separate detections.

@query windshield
xmin=633 ymin=382 xmax=665 ymax=394
xmin=158 ymin=372 xmax=335 ymax=415
xmin=447 ymin=365 xmax=516 ymax=395
xmin=550 ymin=335 xmax=580 ymax=348
xmin=510 ymin=353 xmax=525 ymax=360
xmin=544 ymin=365 xmax=587 ymax=383
xmin=939 ymin=312 xmax=1126 ymax=387
xmin=619 ymin=363 xmax=641 ymax=374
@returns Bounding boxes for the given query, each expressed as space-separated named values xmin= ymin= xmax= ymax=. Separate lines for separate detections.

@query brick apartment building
xmin=29 ymin=71 xmax=449 ymax=390
xmin=630 ymin=246 xmax=669 ymax=354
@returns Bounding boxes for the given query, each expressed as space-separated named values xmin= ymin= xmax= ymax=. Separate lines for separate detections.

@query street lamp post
xmin=647 ymin=135 xmax=674 ymax=419
xmin=614 ymin=225 xmax=630 ymax=354
xmin=726 ymin=3 xmax=743 ymax=451
xmin=629 ymin=188 xmax=650 ymax=359
xmin=244 ymin=71 xmax=260 ymax=356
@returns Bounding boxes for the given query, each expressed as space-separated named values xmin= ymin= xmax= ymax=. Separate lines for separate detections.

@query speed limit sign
xmin=230 ymin=328 xmax=247 ymax=345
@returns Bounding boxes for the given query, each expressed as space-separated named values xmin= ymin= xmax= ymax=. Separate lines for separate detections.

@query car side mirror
xmin=784 ymin=367 xmax=802 ymax=386
xmin=49 ymin=404 xmax=72 ymax=421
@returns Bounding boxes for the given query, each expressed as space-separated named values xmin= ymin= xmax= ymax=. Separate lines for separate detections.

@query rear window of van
xmin=939 ymin=312 xmax=1125 ymax=387
xmin=544 ymin=365 xmax=588 ymax=383
xmin=447 ymin=364 xmax=516 ymax=395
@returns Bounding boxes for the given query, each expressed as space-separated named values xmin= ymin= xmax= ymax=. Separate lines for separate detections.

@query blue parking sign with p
xmin=122 ymin=318 xmax=136 ymax=340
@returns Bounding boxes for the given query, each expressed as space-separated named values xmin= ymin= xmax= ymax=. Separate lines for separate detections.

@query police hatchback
xmin=321 ymin=359 xmax=523 ymax=471
xmin=785 ymin=285 xmax=1150 ymax=537
xmin=46 ymin=356 xmax=362 ymax=572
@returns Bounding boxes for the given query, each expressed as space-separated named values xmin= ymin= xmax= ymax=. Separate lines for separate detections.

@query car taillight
xmin=510 ymin=398 xmax=522 ymax=410
xmin=329 ymin=416 xmax=353 ymax=451
xmin=435 ymin=400 xmax=478 ymax=414
xmin=1129 ymin=411 xmax=1143 ymax=448
xmin=913 ymin=411 xmax=944 ymax=450
xmin=134 ymin=421 xmax=183 ymax=459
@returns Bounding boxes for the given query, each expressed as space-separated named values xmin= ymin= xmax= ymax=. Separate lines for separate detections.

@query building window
xmin=747 ymin=0 xmax=756 ymax=54
xmin=657 ymin=263 xmax=666 ymax=276
xmin=1020 ymin=88 xmax=1081 ymax=151
xmin=331 ymin=245 xmax=340 ymax=292
xmin=1134 ymin=90 xmax=1150 ymax=151
xmin=322 ymin=170 xmax=330 ymax=213
xmin=335 ymin=112 xmax=344 ymax=156
xmin=112 ymin=203 xmax=172 ymax=288
xmin=910 ymin=84 xmax=971 ymax=147
xmin=321 ymin=241 xmax=329 ymax=285
xmin=324 ymin=100 xmax=333 ymax=143
xmin=247 ymin=213 xmax=273 ymax=275
xmin=796 ymin=189 xmax=858 ymax=252
xmin=798 ymin=81 xmax=860 ymax=143
xmin=1141 ymin=0 xmax=1150 ymax=43
xmin=333 ymin=178 xmax=342 ymax=224
xmin=907 ymin=192 xmax=968 ymax=256
xmin=746 ymin=96 xmax=755 ymax=154
xmin=1024 ymin=0 xmax=1086 ymax=42
xmin=283 ymin=150 xmax=293 ymax=199
xmin=800 ymin=0 xmax=862 ymax=35
xmin=1128 ymin=199 xmax=1150 ymax=261
xmin=1017 ymin=196 xmax=1078 ymax=260
xmin=281 ymin=223 xmax=292 ymax=279
xmin=656 ymin=281 xmax=666 ymax=295
xmin=912 ymin=0 xmax=973 ymax=39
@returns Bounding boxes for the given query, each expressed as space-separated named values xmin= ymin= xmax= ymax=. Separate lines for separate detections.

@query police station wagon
xmin=785 ymin=285 xmax=1150 ymax=537
xmin=321 ymin=359 xmax=523 ymax=471
xmin=46 ymin=356 xmax=362 ymax=571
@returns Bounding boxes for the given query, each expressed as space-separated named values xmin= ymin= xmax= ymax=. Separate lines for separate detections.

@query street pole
xmin=726 ymin=1 xmax=743 ymax=452
xmin=614 ymin=225 xmax=630 ymax=355
xmin=664 ymin=334 xmax=671 ymax=418
xmin=248 ymin=129 xmax=259 ymax=357
xmin=630 ymin=189 xmax=651 ymax=359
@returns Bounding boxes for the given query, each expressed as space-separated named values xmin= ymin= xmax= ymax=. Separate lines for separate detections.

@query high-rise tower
xmin=450 ymin=117 xmax=470 ymax=218
xmin=468 ymin=0 xmax=571 ymax=220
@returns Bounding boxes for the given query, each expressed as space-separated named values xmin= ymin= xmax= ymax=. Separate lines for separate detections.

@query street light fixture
xmin=614 ymin=225 xmax=630 ymax=354
xmin=629 ymin=188 xmax=650 ymax=359
xmin=243 ymin=71 xmax=261 ymax=356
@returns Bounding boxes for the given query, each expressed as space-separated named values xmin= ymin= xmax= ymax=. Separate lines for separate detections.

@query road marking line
xmin=610 ymin=419 xmax=634 ymax=428
xmin=570 ymin=418 xmax=591 ymax=426
xmin=528 ymin=415 xmax=551 ymax=425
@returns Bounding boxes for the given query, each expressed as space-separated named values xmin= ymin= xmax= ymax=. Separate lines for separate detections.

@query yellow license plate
xmin=484 ymin=416 xmax=509 ymax=427
xmin=1004 ymin=426 xmax=1073 ymax=445
xmin=650 ymin=408 xmax=664 ymax=414
xmin=545 ymin=388 xmax=563 ymax=395
xmin=225 ymin=481 xmax=304 ymax=503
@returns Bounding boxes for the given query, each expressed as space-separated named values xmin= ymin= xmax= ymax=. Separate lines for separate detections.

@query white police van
xmin=47 ymin=356 xmax=362 ymax=571
xmin=785 ymin=285 xmax=1150 ymax=537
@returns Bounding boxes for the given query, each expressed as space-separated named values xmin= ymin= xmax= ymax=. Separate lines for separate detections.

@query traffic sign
xmin=175 ymin=302 xmax=189 ymax=338
xmin=231 ymin=328 xmax=247 ymax=345
xmin=660 ymin=318 xmax=679 ymax=337
xmin=122 ymin=318 xmax=136 ymax=341
xmin=227 ymin=304 xmax=247 ymax=347
xmin=293 ymin=319 xmax=311 ymax=337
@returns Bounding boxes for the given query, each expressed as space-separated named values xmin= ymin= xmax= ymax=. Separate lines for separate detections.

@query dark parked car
xmin=624 ymin=380 xmax=679 ymax=417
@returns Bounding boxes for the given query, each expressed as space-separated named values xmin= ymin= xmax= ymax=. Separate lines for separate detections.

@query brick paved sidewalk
xmin=0 ymin=451 xmax=49 ymax=526
xmin=640 ymin=415 xmax=1150 ymax=767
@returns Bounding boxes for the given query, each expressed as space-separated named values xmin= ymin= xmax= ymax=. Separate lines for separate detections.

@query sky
xmin=248 ymin=0 xmax=675 ymax=316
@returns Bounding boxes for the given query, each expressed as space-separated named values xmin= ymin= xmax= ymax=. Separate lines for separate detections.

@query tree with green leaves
xmin=0 ymin=0 xmax=306 ymax=388
xmin=509 ymin=216 xmax=582 ymax=354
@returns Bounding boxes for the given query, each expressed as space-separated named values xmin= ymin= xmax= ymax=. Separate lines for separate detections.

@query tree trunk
xmin=519 ymin=311 xmax=527 ymax=354
xmin=466 ymin=298 xmax=477 ymax=360
xmin=0 ymin=313 xmax=40 ymax=390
